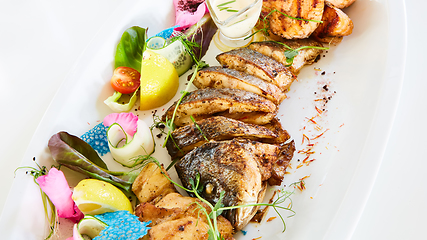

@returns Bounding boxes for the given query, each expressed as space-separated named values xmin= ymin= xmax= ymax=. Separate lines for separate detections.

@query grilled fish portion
xmin=166 ymin=116 xmax=278 ymax=158
xmin=326 ymin=0 xmax=356 ymax=8
xmin=216 ymin=48 xmax=296 ymax=91
xmin=193 ymin=66 xmax=286 ymax=104
xmin=269 ymin=140 xmax=296 ymax=186
xmin=311 ymin=3 xmax=354 ymax=43
xmin=133 ymin=163 xmax=235 ymax=240
xmin=175 ymin=138 xmax=279 ymax=231
xmin=249 ymin=40 xmax=323 ymax=75
xmin=162 ymin=88 xmax=277 ymax=127
xmin=262 ymin=118 xmax=291 ymax=144
xmin=261 ymin=0 xmax=325 ymax=39
xmin=132 ymin=163 xmax=177 ymax=204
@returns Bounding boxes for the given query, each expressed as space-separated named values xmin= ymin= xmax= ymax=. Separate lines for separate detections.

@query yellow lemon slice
xmin=139 ymin=50 xmax=179 ymax=110
xmin=72 ymin=179 xmax=133 ymax=215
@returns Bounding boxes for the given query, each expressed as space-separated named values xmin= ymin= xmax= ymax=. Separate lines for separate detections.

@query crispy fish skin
xmin=166 ymin=116 xmax=278 ymax=158
xmin=193 ymin=66 xmax=287 ymax=104
xmin=216 ymin=48 xmax=296 ymax=92
xmin=261 ymin=0 xmax=325 ymax=39
xmin=249 ymin=40 xmax=323 ymax=75
xmin=162 ymin=88 xmax=277 ymax=127
xmin=262 ymin=117 xmax=291 ymax=144
xmin=268 ymin=140 xmax=296 ymax=186
xmin=175 ymin=138 xmax=279 ymax=231
xmin=311 ymin=3 xmax=354 ymax=43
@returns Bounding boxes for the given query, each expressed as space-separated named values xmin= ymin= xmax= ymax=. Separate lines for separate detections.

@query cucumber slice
xmin=147 ymin=37 xmax=193 ymax=76
xmin=146 ymin=36 xmax=166 ymax=50
xmin=77 ymin=215 xmax=108 ymax=239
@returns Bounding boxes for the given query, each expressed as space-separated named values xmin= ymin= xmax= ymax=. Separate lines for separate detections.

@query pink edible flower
xmin=174 ymin=0 xmax=207 ymax=31
xmin=36 ymin=168 xmax=84 ymax=223
xmin=103 ymin=112 xmax=138 ymax=136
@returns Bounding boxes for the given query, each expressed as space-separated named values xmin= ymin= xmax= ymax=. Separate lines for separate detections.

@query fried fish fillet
xmin=175 ymin=138 xmax=279 ymax=231
xmin=249 ymin=40 xmax=323 ymax=75
xmin=193 ymin=66 xmax=286 ymax=104
xmin=162 ymin=88 xmax=277 ymax=127
xmin=216 ymin=48 xmax=296 ymax=91
xmin=131 ymin=163 xmax=177 ymax=204
xmin=133 ymin=163 xmax=235 ymax=240
xmin=311 ymin=3 xmax=354 ymax=43
xmin=166 ymin=116 xmax=278 ymax=158
xmin=136 ymin=193 xmax=235 ymax=240
xmin=261 ymin=0 xmax=325 ymax=39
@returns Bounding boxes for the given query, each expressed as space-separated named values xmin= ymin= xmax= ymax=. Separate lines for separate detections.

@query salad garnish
xmin=48 ymin=132 xmax=140 ymax=194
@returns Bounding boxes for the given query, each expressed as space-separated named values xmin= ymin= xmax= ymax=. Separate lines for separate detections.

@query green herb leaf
xmin=284 ymin=49 xmax=299 ymax=66
xmin=114 ymin=26 xmax=147 ymax=71
xmin=284 ymin=49 xmax=299 ymax=60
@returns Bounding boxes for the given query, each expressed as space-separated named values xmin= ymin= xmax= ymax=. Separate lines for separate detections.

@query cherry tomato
xmin=110 ymin=66 xmax=141 ymax=94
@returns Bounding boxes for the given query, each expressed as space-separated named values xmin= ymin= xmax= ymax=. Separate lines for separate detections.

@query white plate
xmin=0 ymin=0 xmax=406 ymax=239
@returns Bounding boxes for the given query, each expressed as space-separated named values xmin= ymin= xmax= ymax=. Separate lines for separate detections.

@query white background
xmin=0 ymin=0 xmax=425 ymax=239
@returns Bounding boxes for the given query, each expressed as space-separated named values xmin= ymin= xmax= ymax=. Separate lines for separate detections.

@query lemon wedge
xmin=139 ymin=50 xmax=179 ymax=110
xmin=72 ymin=179 xmax=133 ymax=215
xmin=77 ymin=215 xmax=107 ymax=238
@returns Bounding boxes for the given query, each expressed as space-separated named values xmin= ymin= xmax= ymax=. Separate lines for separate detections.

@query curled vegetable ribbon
xmin=103 ymin=112 xmax=138 ymax=137
xmin=104 ymin=112 xmax=154 ymax=167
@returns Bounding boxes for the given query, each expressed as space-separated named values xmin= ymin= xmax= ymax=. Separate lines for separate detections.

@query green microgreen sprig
xmin=279 ymin=43 xmax=329 ymax=67
xmin=190 ymin=115 xmax=209 ymax=141
xmin=14 ymin=160 xmax=58 ymax=239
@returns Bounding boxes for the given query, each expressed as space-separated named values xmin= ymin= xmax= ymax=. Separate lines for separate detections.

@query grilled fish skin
xmin=249 ymin=40 xmax=323 ymax=75
xmin=162 ymin=88 xmax=277 ymax=127
xmin=166 ymin=116 xmax=278 ymax=159
xmin=311 ymin=3 xmax=354 ymax=43
xmin=261 ymin=0 xmax=325 ymax=39
xmin=216 ymin=48 xmax=296 ymax=92
xmin=326 ymin=0 xmax=356 ymax=8
xmin=193 ymin=66 xmax=286 ymax=104
xmin=269 ymin=140 xmax=296 ymax=186
xmin=175 ymin=138 xmax=279 ymax=231
xmin=262 ymin=117 xmax=291 ymax=144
